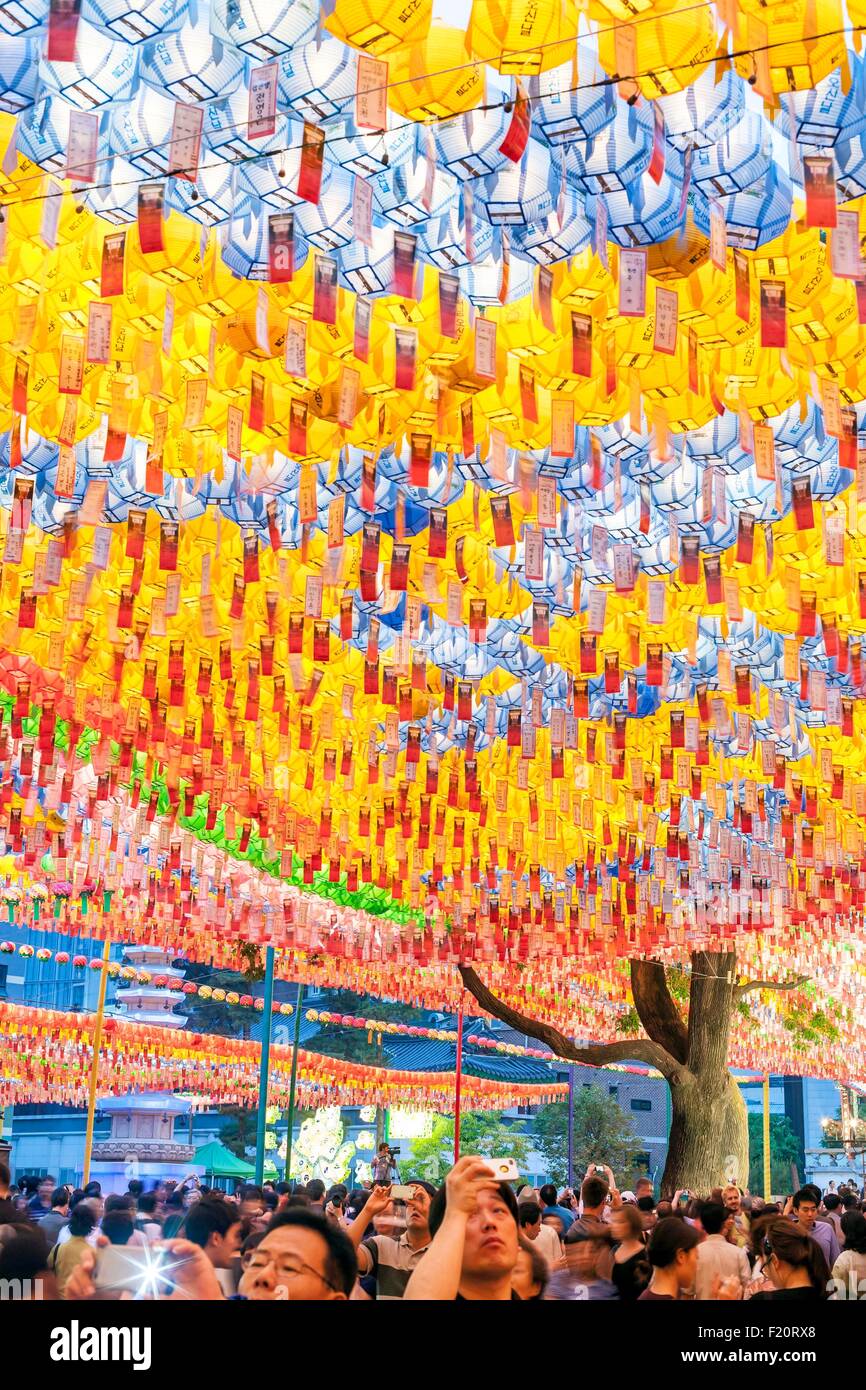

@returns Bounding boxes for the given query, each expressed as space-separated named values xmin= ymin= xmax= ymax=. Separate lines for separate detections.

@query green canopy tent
xmin=192 ymin=1140 xmax=278 ymax=1184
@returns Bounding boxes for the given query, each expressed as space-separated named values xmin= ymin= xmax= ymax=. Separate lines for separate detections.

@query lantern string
xmin=2 ymin=20 xmax=860 ymax=212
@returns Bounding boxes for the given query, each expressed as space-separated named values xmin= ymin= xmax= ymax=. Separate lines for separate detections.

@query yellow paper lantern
xmin=467 ymin=0 xmax=579 ymax=74
xmin=387 ymin=24 xmax=484 ymax=122
xmin=595 ymin=0 xmax=716 ymax=97
xmin=325 ymin=0 xmax=433 ymax=55
xmin=733 ymin=0 xmax=847 ymax=94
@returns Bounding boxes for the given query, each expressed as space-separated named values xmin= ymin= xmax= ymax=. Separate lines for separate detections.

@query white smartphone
xmin=390 ymin=1185 xmax=417 ymax=1200
xmin=483 ymin=1157 xmax=521 ymax=1181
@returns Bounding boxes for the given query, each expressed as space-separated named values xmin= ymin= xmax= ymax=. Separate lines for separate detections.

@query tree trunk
xmin=662 ymin=1069 xmax=749 ymax=1198
xmin=653 ymin=949 xmax=748 ymax=1198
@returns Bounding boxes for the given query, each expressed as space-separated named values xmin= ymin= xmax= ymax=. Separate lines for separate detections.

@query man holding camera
xmin=371 ymin=1143 xmax=400 ymax=1186
xmin=346 ymin=1180 xmax=436 ymax=1299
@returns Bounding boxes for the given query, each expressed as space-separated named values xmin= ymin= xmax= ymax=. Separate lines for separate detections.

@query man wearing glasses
xmin=238 ymin=1210 xmax=357 ymax=1301
xmin=64 ymin=1211 xmax=358 ymax=1302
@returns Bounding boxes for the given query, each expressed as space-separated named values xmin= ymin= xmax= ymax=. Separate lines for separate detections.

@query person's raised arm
xmin=345 ymin=1184 xmax=392 ymax=1273
xmin=403 ymin=1157 xmax=497 ymax=1302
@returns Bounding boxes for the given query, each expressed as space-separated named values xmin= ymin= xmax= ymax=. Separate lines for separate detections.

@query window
xmin=630 ymin=1098 xmax=652 ymax=1112
xmin=635 ymin=1152 xmax=651 ymax=1171
xmin=608 ymin=1085 xmax=618 ymax=1098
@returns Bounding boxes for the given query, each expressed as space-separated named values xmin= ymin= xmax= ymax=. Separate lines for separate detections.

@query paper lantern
xmin=467 ymin=0 xmax=579 ymax=75
xmin=530 ymin=49 xmax=615 ymax=146
xmin=733 ymin=0 xmax=846 ymax=95
xmin=38 ymin=19 xmax=139 ymax=109
xmin=460 ymin=253 xmax=533 ymax=306
xmin=387 ymin=24 xmax=483 ymax=123
xmin=595 ymin=0 xmax=716 ymax=98
xmin=0 ymin=35 xmax=39 ymax=115
xmin=692 ymin=161 xmax=792 ymax=251
xmin=476 ymin=140 xmax=556 ymax=226
xmin=565 ymin=106 xmax=654 ymax=194
xmin=210 ymin=0 xmax=318 ymax=58
xmin=416 ymin=200 xmax=495 ymax=268
xmin=775 ymin=52 xmax=866 ymax=147
xmin=139 ymin=16 xmax=245 ymax=102
xmin=277 ymin=36 xmax=358 ymax=124
xmin=657 ymin=68 xmax=745 ymax=152
xmin=590 ymin=165 xmax=686 ymax=248
xmin=81 ymin=0 xmax=191 ymax=44
xmin=509 ymin=186 xmax=592 ymax=263
xmin=204 ymin=86 xmax=290 ymax=162
xmin=167 ymin=161 xmax=242 ymax=228
xmin=328 ymin=113 xmax=417 ymax=180
xmin=325 ymin=0 xmax=433 ymax=56
xmin=692 ymin=113 xmax=772 ymax=197
xmin=434 ymin=106 xmax=514 ymax=180
xmin=221 ymin=209 xmax=311 ymax=280
xmin=367 ymin=149 xmax=457 ymax=229
xmin=109 ymin=86 xmax=186 ymax=174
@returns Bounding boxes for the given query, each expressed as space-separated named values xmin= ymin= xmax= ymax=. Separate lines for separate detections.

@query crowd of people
xmin=1 ymin=1156 xmax=865 ymax=1301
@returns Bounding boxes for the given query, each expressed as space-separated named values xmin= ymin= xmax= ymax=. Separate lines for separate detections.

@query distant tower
xmin=89 ymin=946 xmax=199 ymax=1190
xmin=114 ymin=944 xmax=187 ymax=1028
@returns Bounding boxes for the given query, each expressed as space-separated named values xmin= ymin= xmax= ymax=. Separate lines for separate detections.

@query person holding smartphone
xmin=346 ymin=1180 xmax=436 ymax=1299
xmin=403 ymin=1158 xmax=521 ymax=1301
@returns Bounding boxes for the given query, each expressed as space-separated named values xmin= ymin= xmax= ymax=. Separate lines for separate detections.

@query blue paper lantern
xmin=459 ymin=253 xmax=533 ymax=305
xmin=81 ymin=0 xmax=190 ymax=43
xmin=415 ymin=203 xmax=494 ymax=269
xmin=367 ymin=150 xmax=457 ymax=229
xmin=167 ymin=160 xmax=245 ymax=226
xmin=38 ymin=19 xmax=139 ymax=109
xmin=530 ymin=50 xmax=616 ymax=146
xmin=209 ymin=0 xmax=318 ymax=60
xmin=475 ymin=140 xmax=556 ymax=226
xmin=508 ymin=186 xmax=592 ymax=263
xmin=0 ymin=35 xmax=39 ymax=115
xmin=692 ymin=161 xmax=792 ymax=251
xmin=203 ymin=87 xmax=290 ymax=161
xmin=434 ymin=106 xmax=514 ymax=180
xmin=17 ymin=95 xmax=110 ymax=177
xmin=140 ymin=16 xmax=245 ymax=102
xmin=221 ymin=206 xmax=310 ymax=279
xmin=775 ymin=52 xmax=866 ymax=148
xmin=657 ymin=68 xmax=745 ymax=151
xmin=692 ymin=112 xmax=772 ymax=196
xmin=277 ymin=35 xmax=357 ymax=124
xmin=585 ymin=164 xmax=684 ymax=248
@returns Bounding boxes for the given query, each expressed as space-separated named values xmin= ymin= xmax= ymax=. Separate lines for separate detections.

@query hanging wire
xmin=1 ymin=20 xmax=860 ymax=211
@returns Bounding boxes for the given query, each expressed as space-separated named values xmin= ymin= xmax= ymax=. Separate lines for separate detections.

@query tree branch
xmin=735 ymin=975 xmax=810 ymax=1005
xmin=457 ymin=965 xmax=683 ymax=1080
xmin=630 ymin=959 xmax=689 ymax=1065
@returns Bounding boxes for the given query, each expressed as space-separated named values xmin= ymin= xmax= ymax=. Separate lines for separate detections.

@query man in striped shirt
xmin=347 ymin=1181 xmax=436 ymax=1299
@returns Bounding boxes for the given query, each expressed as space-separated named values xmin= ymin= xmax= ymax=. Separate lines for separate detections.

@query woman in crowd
xmin=743 ymin=1211 xmax=780 ymax=1299
xmin=609 ymin=1202 xmax=650 ymax=1300
xmin=749 ymin=1218 xmax=830 ymax=1301
xmin=48 ymin=1199 xmax=97 ymax=1298
xmin=830 ymin=1211 xmax=866 ymax=1299
xmin=512 ymin=1236 xmax=549 ymax=1301
xmin=638 ymin=1217 xmax=701 ymax=1300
